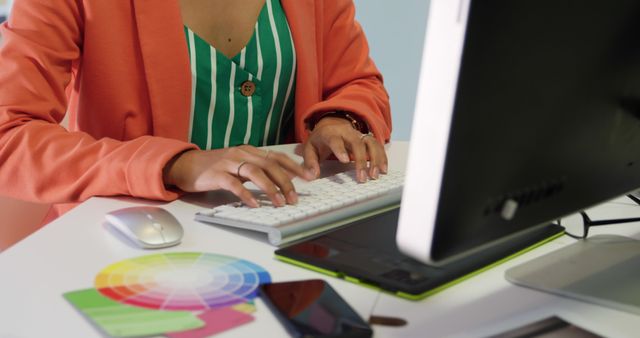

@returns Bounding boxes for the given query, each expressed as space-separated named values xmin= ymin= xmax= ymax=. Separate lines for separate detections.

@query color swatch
xmin=166 ymin=307 xmax=255 ymax=338
xmin=64 ymin=288 xmax=204 ymax=337
xmin=94 ymin=252 xmax=271 ymax=311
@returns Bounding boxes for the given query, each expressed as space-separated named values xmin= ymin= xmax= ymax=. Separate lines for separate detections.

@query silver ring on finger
xmin=236 ymin=161 xmax=248 ymax=177
xmin=359 ymin=132 xmax=374 ymax=142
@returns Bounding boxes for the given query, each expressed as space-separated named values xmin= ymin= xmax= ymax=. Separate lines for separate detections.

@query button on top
xmin=240 ymin=80 xmax=256 ymax=97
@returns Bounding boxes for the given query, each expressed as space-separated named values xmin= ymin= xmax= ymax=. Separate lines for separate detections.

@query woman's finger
xmin=345 ymin=133 xmax=369 ymax=183
xmin=236 ymin=162 xmax=287 ymax=207
xmin=267 ymin=151 xmax=315 ymax=181
xmin=216 ymin=173 xmax=259 ymax=208
xmin=252 ymin=156 xmax=299 ymax=205
xmin=242 ymin=146 xmax=313 ymax=181
xmin=302 ymin=142 xmax=321 ymax=179
xmin=327 ymin=137 xmax=350 ymax=163
xmin=364 ymin=136 xmax=387 ymax=179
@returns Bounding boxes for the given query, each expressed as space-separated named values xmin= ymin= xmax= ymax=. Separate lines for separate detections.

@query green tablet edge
xmin=275 ymin=231 xmax=565 ymax=301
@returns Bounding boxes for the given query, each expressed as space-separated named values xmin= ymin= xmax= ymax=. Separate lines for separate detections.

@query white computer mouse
xmin=105 ymin=206 xmax=184 ymax=249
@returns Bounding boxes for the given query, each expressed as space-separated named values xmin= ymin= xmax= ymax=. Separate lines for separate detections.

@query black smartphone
xmin=259 ymin=279 xmax=373 ymax=338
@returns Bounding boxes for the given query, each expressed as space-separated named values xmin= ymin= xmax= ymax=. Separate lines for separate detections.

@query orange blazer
xmin=0 ymin=0 xmax=391 ymax=212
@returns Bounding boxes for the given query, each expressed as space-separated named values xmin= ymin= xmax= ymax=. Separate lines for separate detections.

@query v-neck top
xmin=184 ymin=0 xmax=296 ymax=150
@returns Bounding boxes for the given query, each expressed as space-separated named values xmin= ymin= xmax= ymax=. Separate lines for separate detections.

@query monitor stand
xmin=505 ymin=234 xmax=640 ymax=315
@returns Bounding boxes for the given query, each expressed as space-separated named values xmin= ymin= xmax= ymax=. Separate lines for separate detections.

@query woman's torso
xmin=182 ymin=0 xmax=297 ymax=149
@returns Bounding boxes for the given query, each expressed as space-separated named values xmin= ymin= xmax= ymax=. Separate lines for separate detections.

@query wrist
xmin=307 ymin=111 xmax=369 ymax=133
xmin=163 ymin=150 xmax=191 ymax=187
xmin=314 ymin=116 xmax=352 ymax=129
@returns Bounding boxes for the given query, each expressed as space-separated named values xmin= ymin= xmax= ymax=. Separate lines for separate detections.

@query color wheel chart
xmin=95 ymin=252 xmax=271 ymax=311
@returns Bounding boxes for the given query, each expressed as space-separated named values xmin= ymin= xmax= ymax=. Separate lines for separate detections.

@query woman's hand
xmin=163 ymin=145 xmax=314 ymax=208
xmin=302 ymin=117 xmax=388 ymax=182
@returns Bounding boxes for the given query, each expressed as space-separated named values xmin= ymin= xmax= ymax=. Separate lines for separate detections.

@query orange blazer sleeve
xmin=298 ymin=0 xmax=392 ymax=143
xmin=0 ymin=0 xmax=196 ymax=204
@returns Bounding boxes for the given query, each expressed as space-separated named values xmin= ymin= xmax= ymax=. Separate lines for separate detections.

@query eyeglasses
xmin=557 ymin=194 xmax=640 ymax=239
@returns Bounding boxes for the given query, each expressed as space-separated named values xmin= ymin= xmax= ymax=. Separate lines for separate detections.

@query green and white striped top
xmin=184 ymin=0 xmax=297 ymax=150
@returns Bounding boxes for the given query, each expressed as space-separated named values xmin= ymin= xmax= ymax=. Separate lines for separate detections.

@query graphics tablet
xmin=275 ymin=207 xmax=563 ymax=300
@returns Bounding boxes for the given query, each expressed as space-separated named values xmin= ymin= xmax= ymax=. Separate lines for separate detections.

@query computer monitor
xmin=397 ymin=0 xmax=640 ymax=264
xmin=275 ymin=0 xmax=640 ymax=300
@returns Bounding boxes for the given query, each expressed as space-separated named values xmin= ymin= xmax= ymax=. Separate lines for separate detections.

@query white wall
xmin=354 ymin=0 xmax=430 ymax=141
xmin=0 ymin=0 xmax=11 ymax=21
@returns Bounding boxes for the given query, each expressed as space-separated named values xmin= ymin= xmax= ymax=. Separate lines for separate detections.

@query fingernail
xmin=339 ymin=152 xmax=350 ymax=163
xmin=358 ymin=169 xmax=367 ymax=183
xmin=249 ymin=198 xmax=259 ymax=208
xmin=287 ymin=190 xmax=298 ymax=204
xmin=372 ymin=167 xmax=379 ymax=179
xmin=381 ymin=164 xmax=388 ymax=174
xmin=275 ymin=193 xmax=286 ymax=206
xmin=306 ymin=168 xmax=317 ymax=179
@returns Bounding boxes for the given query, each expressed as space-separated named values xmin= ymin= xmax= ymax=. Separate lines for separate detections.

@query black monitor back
xmin=433 ymin=0 xmax=640 ymax=261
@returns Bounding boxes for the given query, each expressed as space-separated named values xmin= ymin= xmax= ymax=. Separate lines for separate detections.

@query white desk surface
xmin=1 ymin=141 xmax=640 ymax=338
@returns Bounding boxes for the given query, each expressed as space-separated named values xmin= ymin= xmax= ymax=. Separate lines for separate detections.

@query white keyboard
xmin=195 ymin=169 xmax=404 ymax=246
